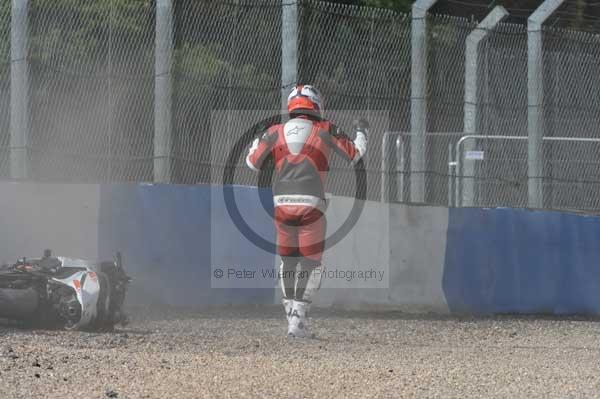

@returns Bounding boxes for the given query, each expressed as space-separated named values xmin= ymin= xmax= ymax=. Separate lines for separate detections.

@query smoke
xmin=0 ymin=182 xmax=100 ymax=265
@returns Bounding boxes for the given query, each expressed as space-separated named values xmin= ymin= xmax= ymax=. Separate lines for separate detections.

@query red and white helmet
xmin=287 ymin=84 xmax=324 ymax=117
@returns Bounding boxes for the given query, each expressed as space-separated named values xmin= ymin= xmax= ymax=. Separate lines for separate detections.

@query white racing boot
xmin=287 ymin=300 xmax=312 ymax=338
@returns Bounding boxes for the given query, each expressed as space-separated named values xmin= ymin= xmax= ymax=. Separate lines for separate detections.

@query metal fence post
xmin=527 ymin=0 xmax=564 ymax=208
xmin=462 ymin=6 xmax=508 ymax=207
xmin=226 ymin=1 xmax=240 ymax=159
xmin=396 ymin=135 xmax=405 ymax=203
xmin=281 ymin=0 xmax=298 ymax=111
xmin=10 ymin=0 xmax=29 ymax=180
xmin=154 ymin=0 xmax=173 ymax=183
xmin=448 ymin=143 xmax=454 ymax=207
xmin=381 ymin=132 xmax=389 ymax=203
xmin=410 ymin=0 xmax=437 ymax=203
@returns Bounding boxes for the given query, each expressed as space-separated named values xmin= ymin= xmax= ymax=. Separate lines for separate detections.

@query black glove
xmin=253 ymin=115 xmax=280 ymax=138
xmin=352 ymin=117 xmax=369 ymax=135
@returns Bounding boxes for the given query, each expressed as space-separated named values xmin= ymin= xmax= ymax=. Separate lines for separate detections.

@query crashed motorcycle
xmin=0 ymin=250 xmax=130 ymax=331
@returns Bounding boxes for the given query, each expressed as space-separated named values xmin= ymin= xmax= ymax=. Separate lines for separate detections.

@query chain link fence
xmin=1 ymin=0 xmax=600 ymax=211
xmin=437 ymin=21 xmax=600 ymax=212
xmin=541 ymin=27 xmax=600 ymax=211
xmin=444 ymin=20 xmax=530 ymax=209
xmin=27 ymin=0 xmax=155 ymax=182
xmin=297 ymin=1 xmax=407 ymax=200
xmin=174 ymin=0 xmax=282 ymax=185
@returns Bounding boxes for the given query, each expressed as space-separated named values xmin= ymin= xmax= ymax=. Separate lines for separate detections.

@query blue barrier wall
xmin=443 ymin=207 xmax=600 ymax=315
xmin=98 ymin=184 xmax=275 ymax=306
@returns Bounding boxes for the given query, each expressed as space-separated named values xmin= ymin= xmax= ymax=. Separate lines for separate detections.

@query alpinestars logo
xmin=286 ymin=126 xmax=304 ymax=136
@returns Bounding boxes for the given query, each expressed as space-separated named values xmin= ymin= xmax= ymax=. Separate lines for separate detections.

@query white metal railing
xmin=380 ymin=132 xmax=600 ymax=209
xmin=382 ymin=132 xmax=463 ymax=204
xmin=453 ymin=135 xmax=600 ymax=208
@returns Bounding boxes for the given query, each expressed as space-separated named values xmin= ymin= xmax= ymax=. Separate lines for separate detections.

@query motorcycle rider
xmin=246 ymin=84 xmax=368 ymax=337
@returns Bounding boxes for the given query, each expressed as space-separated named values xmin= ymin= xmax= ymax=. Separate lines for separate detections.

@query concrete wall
xmin=281 ymin=199 xmax=449 ymax=312
xmin=313 ymin=197 xmax=391 ymax=307
xmin=388 ymin=204 xmax=449 ymax=312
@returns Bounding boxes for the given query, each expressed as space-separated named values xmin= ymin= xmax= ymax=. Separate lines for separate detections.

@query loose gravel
xmin=2 ymin=305 xmax=600 ymax=398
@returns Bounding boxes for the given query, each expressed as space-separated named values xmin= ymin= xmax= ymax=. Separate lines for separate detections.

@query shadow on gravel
xmin=0 ymin=318 xmax=155 ymax=336
xmin=124 ymin=305 xmax=600 ymax=323
xmin=5 ymin=307 xmax=599 ymax=332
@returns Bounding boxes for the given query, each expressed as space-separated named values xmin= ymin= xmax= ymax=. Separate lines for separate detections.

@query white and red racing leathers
xmin=246 ymin=115 xmax=367 ymax=263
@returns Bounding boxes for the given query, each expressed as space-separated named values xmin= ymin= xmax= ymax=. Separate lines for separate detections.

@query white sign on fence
xmin=465 ymin=150 xmax=485 ymax=160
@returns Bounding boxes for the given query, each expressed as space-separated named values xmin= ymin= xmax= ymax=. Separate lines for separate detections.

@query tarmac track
xmin=1 ymin=305 xmax=600 ymax=398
